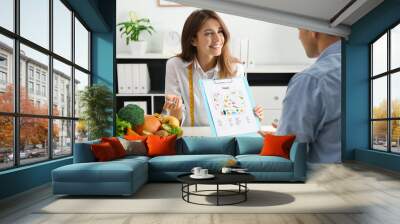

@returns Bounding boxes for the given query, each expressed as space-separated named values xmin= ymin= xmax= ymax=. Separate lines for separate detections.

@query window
xmin=0 ymin=35 xmax=13 ymax=113
xmin=28 ymin=67 xmax=34 ymax=80
xmin=20 ymin=0 xmax=49 ymax=49
xmin=0 ymin=71 xmax=6 ymax=85
xmin=42 ymin=85 xmax=46 ymax=97
xmin=35 ymin=70 xmax=41 ymax=81
xmin=0 ymin=0 xmax=14 ymax=32
xmin=28 ymin=81 xmax=34 ymax=94
xmin=53 ymin=0 xmax=72 ymax=60
xmin=0 ymin=54 xmax=8 ymax=86
xmin=75 ymin=18 xmax=90 ymax=70
xmin=0 ymin=55 xmax=7 ymax=67
xmin=0 ymin=1 xmax=91 ymax=170
xmin=371 ymin=23 xmax=400 ymax=154
xmin=35 ymin=83 xmax=40 ymax=95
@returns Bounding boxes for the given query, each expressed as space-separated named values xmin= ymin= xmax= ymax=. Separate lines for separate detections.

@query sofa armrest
xmin=289 ymin=142 xmax=307 ymax=181
xmin=73 ymin=140 xmax=100 ymax=163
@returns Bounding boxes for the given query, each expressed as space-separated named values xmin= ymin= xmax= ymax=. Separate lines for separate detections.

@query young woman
xmin=163 ymin=9 xmax=263 ymax=126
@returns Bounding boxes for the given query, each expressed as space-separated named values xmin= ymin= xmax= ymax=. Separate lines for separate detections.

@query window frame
xmin=0 ymin=0 xmax=92 ymax=171
xmin=370 ymin=21 xmax=400 ymax=154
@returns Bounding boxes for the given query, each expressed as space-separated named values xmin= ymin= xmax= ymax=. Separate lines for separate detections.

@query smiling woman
xmin=163 ymin=9 xmax=263 ymax=127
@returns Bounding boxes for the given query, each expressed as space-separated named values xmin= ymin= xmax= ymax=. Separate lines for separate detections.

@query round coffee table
xmin=177 ymin=173 xmax=255 ymax=206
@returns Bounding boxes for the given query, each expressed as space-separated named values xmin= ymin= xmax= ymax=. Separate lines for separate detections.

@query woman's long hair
xmin=178 ymin=9 xmax=239 ymax=78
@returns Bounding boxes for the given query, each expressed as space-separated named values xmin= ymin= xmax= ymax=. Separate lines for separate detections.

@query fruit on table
xmin=142 ymin=130 xmax=154 ymax=136
xmin=155 ymin=130 xmax=169 ymax=137
xmin=162 ymin=115 xmax=180 ymax=128
xmin=126 ymin=127 xmax=139 ymax=136
xmin=144 ymin=115 xmax=162 ymax=132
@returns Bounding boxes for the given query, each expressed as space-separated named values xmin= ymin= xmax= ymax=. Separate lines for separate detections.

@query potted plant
xmin=117 ymin=12 xmax=155 ymax=55
xmin=79 ymin=84 xmax=113 ymax=140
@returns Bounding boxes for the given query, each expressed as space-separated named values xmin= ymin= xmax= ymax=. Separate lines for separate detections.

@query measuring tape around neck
xmin=188 ymin=64 xmax=195 ymax=127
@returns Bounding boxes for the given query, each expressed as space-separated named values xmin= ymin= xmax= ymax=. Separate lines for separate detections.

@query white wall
xmin=116 ymin=0 xmax=315 ymax=66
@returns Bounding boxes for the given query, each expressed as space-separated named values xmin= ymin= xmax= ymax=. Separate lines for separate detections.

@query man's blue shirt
xmin=276 ymin=41 xmax=341 ymax=163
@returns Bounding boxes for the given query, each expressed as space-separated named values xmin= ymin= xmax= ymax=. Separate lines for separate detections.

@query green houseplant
xmin=117 ymin=12 xmax=155 ymax=54
xmin=79 ymin=84 xmax=113 ymax=140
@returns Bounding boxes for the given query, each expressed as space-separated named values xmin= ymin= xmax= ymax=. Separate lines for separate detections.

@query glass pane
xmin=74 ymin=18 xmax=89 ymax=70
xmin=372 ymin=77 xmax=387 ymax=119
xmin=20 ymin=117 xmax=49 ymax=165
xmin=372 ymin=33 xmax=387 ymax=76
xmin=74 ymin=69 xmax=89 ymax=118
xmin=53 ymin=0 xmax=72 ymax=60
xmin=391 ymin=120 xmax=400 ymax=153
xmin=75 ymin=120 xmax=88 ymax=142
xmin=0 ymin=0 xmax=14 ymax=31
xmin=0 ymin=116 xmax=14 ymax=170
xmin=392 ymin=24 xmax=400 ymax=70
xmin=392 ymin=72 xmax=400 ymax=118
xmin=20 ymin=0 xmax=49 ymax=49
xmin=372 ymin=121 xmax=388 ymax=151
xmin=53 ymin=59 xmax=72 ymax=117
xmin=0 ymin=35 xmax=14 ymax=112
xmin=20 ymin=44 xmax=49 ymax=115
xmin=53 ymin=119 xmax=72 ymax=158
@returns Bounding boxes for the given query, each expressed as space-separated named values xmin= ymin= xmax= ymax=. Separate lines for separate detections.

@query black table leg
xmin=245 ymin=183 xmax=247 ymax=201
xmin=217 ymin=184 xmax=219 ymax=206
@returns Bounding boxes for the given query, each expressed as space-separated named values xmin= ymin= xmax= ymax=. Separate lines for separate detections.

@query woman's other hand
xmin=253 ymin=105 xmax=264 ymax=121
xmin=163 ymin=95 xmax=183 ymax=119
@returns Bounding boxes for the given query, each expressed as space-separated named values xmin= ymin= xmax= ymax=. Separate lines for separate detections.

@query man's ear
xmin=311 ymin=31 xmax=318 ymax=39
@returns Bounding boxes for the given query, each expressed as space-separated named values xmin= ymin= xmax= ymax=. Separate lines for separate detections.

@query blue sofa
xmin=52 ymin=136 xmax=306 ymax=196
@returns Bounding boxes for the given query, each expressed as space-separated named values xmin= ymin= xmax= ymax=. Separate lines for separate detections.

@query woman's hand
xmin=253 ymin=105 xmax=264 ymax=121
xmin=163 ymin=95 xmax=183 ymax=120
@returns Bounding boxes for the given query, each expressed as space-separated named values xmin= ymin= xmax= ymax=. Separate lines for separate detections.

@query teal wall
xmin=344 ymin=0 xmax=400 ymax=171
xmin=0 ymin=0 xmax=116 ymax=200
xmin=0 ymin=158 xmax=72 ymax=199
xmin=91 ymin=0 xmax=116 ymax=136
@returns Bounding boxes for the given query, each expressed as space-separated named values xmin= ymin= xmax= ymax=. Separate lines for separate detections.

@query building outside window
xmin=370 ymin=23 xmax=400 ymax=154
xmin=0 ymin=0 xmax=91 ymax=170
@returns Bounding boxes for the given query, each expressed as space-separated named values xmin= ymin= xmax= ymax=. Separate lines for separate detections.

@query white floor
xmin=1 ymin=162 xmax=400 ymax=224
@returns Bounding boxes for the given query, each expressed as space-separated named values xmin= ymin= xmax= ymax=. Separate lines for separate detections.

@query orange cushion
xmin=260 ymin=134 xmax=296 ymax=159
xmin=146 ymin=135 xmax=177 ymax=157
xmin=101 ymin=137 xmax=127 ymax=158
xmin=124 ymin=135 xmax=147 ymax=142
xmin=91 ymin=142 xmax=117 ymax=162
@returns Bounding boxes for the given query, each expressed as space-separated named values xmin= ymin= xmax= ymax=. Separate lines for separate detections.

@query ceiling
xmin=170 ymin=0 xmax=384 ymax=37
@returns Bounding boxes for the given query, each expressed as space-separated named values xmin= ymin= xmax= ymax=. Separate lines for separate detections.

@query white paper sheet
xmin=201 ymin=77 xmax=260 ymax=136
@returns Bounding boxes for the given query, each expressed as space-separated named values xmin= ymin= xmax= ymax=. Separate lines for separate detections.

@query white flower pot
xmin=129 ymin=41 xmax=147 ymax=55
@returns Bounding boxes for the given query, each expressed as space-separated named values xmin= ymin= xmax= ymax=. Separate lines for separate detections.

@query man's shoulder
xmin=291 ymin=53 xmax=341 ymax=83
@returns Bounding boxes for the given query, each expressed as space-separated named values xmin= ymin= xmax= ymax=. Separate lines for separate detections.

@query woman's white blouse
xmin=165 ymin=56 xmax=244 ymax=126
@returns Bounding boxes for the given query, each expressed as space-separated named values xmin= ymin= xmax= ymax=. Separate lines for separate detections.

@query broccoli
xmin=117 ymin=104 xmax=144 ymax=127
xmin=116 ymin=115 xmax=131 ymax=136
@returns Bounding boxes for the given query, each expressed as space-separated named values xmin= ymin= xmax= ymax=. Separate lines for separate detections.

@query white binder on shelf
xmin=117 ymin=64 xmax=127 ymax=94
xmin=131 ymin=64 xmax=140 ymax=94
xmin=124 ymin=64 xmax=131 ymax=94
xmin=138 ymin=64 xmax=151 ymax=93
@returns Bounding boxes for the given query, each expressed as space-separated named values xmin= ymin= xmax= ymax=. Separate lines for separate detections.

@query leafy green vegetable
xmin=117 ymin=104 xmax=144 ymax=127
xmin=116 ymin=115 xmax=131 ymax=136
xmin=168 ymin=126 xmax=183 ymax=137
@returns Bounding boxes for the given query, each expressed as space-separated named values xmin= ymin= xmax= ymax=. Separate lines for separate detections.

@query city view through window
xmin=371 ymin=23 xmax=400 ymax=153
xmin=0 ymin=0 xmax=91 ymax=170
